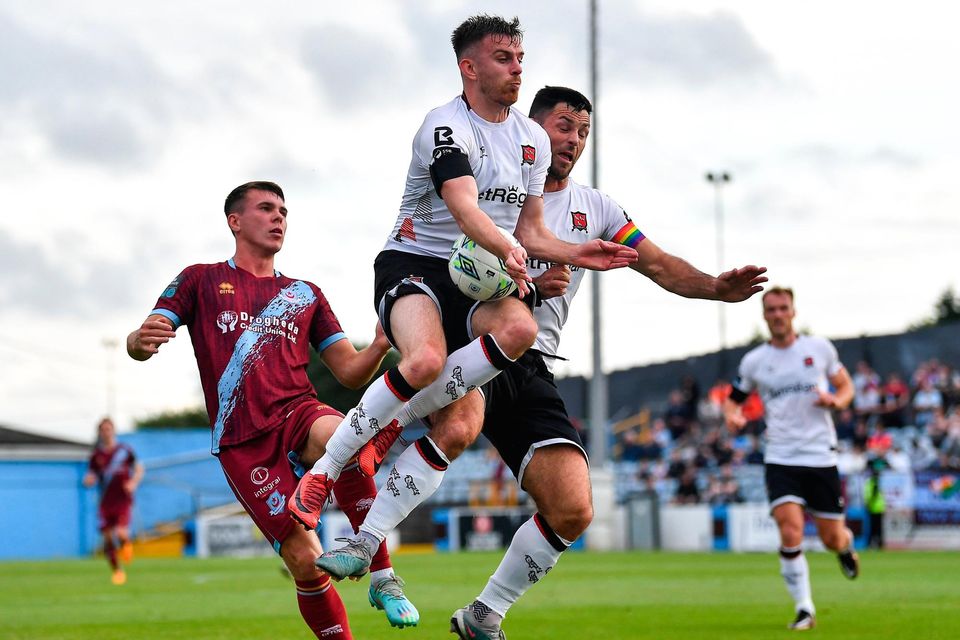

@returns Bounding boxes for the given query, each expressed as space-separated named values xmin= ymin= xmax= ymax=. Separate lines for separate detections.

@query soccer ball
xmin=448 ymin=227 xmax=519 ymax=301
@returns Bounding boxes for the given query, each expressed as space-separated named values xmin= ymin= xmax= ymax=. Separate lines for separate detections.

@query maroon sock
xmin=295 ymin=576 xmax=352 ymax=639
xmin=333 ymin=466 xmax=392 ymax=572
xmin=103 ymin=537 xmax=118 ymax=570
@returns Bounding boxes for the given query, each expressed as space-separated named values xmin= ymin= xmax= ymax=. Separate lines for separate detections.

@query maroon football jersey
xmin=151 ymin=260 xmax=345 ymax=452
xmin=88 ymin=443 xmax=137 ymax=510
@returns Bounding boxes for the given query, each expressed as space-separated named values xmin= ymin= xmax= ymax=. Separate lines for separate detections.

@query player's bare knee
xmin=556 ymin=502 xmax=593 ymax=540
xmin=283 ymin=547 xmax=322 ymax=581
xmin=431 ymin=420 xmax=476 ymax=460
xmin=402 ymin=348 xmax=445 ymax=388
xmin=495 ymin=314 xmax=538 ymax=357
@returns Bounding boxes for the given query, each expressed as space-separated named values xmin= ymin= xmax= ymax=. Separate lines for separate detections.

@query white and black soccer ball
xmin=448 ymin=227 xmax=519 ymax=301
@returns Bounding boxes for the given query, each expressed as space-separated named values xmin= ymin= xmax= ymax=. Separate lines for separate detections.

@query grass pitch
xmin=1 ymin=550 xmax=957 ymax=639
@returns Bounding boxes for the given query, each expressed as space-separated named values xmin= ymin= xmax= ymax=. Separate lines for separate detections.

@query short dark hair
xmin=224 ymin=181 xmax=284 ymax=215
xmin=451 ymin=14 xmax=523 ymax=60
xmin=529 ymin=86 xmax=593 ymax=120
xmin=762 ymin=286 xmax=794 ymax=304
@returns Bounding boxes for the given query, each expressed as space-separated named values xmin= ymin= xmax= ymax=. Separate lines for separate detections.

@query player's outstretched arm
xmin=126 ymin=315 xmax=176 ymax=361
xmin=441 ymin=175 xmax=531 ymax=295
xmin=514 ymin=196 xmax=638 ymax=271
xmin=319 ymin=322 xmax=393 ymax=390
xmin=631 ymin=238 xmax=767 ymax=302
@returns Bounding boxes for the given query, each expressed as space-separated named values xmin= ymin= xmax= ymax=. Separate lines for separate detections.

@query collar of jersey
xmin=227 ymin=258 xmax=280 ymax=278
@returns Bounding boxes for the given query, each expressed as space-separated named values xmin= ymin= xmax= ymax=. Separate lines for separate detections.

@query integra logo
xmin=478 ymin=185 xmax=526 ymax=208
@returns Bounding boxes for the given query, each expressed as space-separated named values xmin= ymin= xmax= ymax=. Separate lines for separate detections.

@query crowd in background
xmin=613 ymin=360 xmax=960 ymax=505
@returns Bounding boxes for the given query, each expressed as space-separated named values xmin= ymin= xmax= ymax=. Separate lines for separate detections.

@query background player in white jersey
xmin=317 ymin=86 xmax=767 ymax=638
xmin=724 ymin=286 xmax=859 ymax=631
xmin=289 ymin=16 xmax=636 ymax=533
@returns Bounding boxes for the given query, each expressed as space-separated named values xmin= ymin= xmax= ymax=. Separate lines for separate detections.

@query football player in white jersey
xmin=725 ymin=286 xmax=858 ymax=631
xmin=317 ymin=85 xmax=766 ymax=638
xmin=289 ymin=15 xmax=637 ymax=570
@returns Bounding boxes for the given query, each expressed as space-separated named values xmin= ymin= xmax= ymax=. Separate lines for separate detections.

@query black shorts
xmin=764 ymin=463 xmax=845 ymax=519
xmin=481 ymin=350 xmax=588 ymax=486
xmin=374 ymin=250 xmax=481 ymax=352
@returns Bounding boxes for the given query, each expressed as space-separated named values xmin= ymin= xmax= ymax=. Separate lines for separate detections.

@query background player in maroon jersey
xmin=125 ymin=181 xmax=418 ymax=637
xmin=83 ymin=416 xmax=144 ymax=585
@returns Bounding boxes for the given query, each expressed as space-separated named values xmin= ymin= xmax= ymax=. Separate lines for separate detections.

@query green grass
xmin=0 ymin=551 xmax=957 ymax=639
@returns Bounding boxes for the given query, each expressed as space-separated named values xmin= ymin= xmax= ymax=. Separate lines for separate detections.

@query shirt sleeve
xmin=603 ymin=195 xmax=646 ymax=249
xmin=733 ymin=354 xmax=756 ymax=395
xmin=414 ymin=111 xmax=477 ymax=175
xmin=823 ymin=338 xmax=843 ymax=377
xmin=524 ymin=124 xmax=551 ymax=198
xmin=151 ymin=265 xmax=200 ymax=329
xmin=308 ymin=285 xmax=347 ymax=353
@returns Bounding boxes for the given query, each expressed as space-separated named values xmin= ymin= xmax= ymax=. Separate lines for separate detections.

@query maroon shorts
xmin=98 ymin=504 xmax=132 ymax=530
xmin=217 ymin=400 xmax=343 ymax=552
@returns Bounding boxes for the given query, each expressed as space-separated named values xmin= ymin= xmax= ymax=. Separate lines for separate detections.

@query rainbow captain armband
xmin=611 ymin=220 xmax=645 ymax=249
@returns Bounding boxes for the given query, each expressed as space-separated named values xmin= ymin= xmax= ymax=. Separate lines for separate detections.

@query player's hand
xmin=571 ymin=240 xmax=639 ymax=271
xmin=371 ymin=321 xmax=391 ymax=352
xmin=725 ymin=412 xmax=748 ymax=431
xmin=533 ymin=265 xmax=571 ymax=300
xmin=504 ymin=245 xmax=532 ymax=297
xmin=129 ymin=318 xmax=176 ymax=360
xmin=814 ymin=389 xmax=839 ymax=409
xmin=123 ymin=480 xmax=137 ymax=495
xmin=715 ymin=265 xmax=769 ymax=302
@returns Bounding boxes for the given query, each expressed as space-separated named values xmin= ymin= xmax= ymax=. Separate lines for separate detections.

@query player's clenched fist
xmin=127 ymin=317 xmax=176 ymax=360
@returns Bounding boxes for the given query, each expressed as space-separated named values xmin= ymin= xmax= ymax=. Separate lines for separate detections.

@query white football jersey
xmin=533 ymin=180 xmax=646 ymax=364
xmin=733 ymin=335 xmax=845 ymax=467
xmin=383 ymin=95 xmax=550 ymax=259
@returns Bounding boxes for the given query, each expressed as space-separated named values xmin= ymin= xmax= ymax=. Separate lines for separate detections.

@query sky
xmin=1 ymin=1 xmax=957 ymax=442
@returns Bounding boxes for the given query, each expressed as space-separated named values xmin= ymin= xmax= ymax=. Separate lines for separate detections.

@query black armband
xmin=728 ymin=386 xmax=749 ymax=404
xmin=429 ymin=146 xmax=473 ymax=195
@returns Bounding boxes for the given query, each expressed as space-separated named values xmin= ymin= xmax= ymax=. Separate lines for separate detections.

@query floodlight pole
xmin=705 ymin=171 xmax=732 ymax=358
xmin=587 ymin=0 xmax=609 ymax=465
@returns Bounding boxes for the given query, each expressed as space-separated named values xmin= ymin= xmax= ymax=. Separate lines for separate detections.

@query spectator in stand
xmin=913 ymin=377 xmax=944 ymax=429
xmin=650 ymin=417 xmax=672 ymax=450
xmin=834 ymin=407 xmax=858 ymax=443
xmin=863 ymin=459 xmax=886 ymax=550
xmin=866 ymin=424 xmax=893 ymax=457
xmin=926 ymin=408 xmax=949 ymax=448
xmin=666 ymin=448 xmax=687 ymax=480
xmin=679 ymin=375 xmax=701 ymax=421
xmin=853 ymin=361 xmax=882 ymax=424
xmin=664 ymin=389 xmax=692 ymax=440
xmin=937 ymin=410 xmax=960 ymax=469
xmin=618 ymin=429 xmax=644 ymax=462
xmin=673 ymin=465 xmax=701 ymax=504
xmin=943 ymin=367 xmax=960 ymax=412
xmin=705 ymin=466 xmax=744 ymax=505
xmin=909 ymin=435 xmax=938 ymax=470
xmin=884 ymin=444 xmax=911 ymax=472
xmin=745 ymin=435 xmax=765 ymax=465
xmin=880 ymin=372 xmax=910 ymax=428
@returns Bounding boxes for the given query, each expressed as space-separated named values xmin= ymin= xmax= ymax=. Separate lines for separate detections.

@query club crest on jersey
xmin=804 ymin=356 xmax=814 ymax=367
xmin=571 ymin=211 xmax=588 ymax=233
xmin=218 ymin=282 xmax=235 ymax=295
xmin=521 ymin=144 xmax=536 ymax=165
xmin=266 ymin=489 xmax=286 ymax=516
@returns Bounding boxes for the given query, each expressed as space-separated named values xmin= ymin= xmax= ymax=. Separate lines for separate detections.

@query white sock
xmin=310 ymin=370 xmax=415 ymax=479
xmin=478 ymin=514 xmax=570 ymax=617
xmin=779 ymin=546 xmax=814 ymax=614
xmin=397 ymin=335 xmax=512 ymax=425
xmin=369 ymin=568 xmax=395 ymax=585
xmin=359 ymin=436 xmax=450 ymax=541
